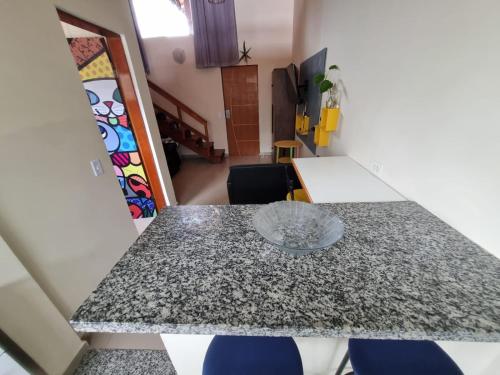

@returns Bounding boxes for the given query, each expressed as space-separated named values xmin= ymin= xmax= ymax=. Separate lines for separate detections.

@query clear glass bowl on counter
xmin=253 ymin=201 xmax=344 ymax=256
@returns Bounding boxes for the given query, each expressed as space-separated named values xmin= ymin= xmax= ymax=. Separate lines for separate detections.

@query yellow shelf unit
xmin=320 ymin=108 xmax=340 ymax=132
xmin=295 ymin=114 xmax=310 ymax=135
xmin=314 ymin=125 xmax=330 ymax=147
xmin=313 ymin=107 xmax=341 ymax=147
xmin=295 ymin=115 xmax=303 ymax=131
xmin=314 ymin=125 xmax=320 ymax=144
xmin=295 ymin=115 xmax=304 ymax=132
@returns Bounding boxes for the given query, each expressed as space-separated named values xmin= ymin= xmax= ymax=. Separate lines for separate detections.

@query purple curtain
xmin=191 ymin=0 xmax=239 ymax=68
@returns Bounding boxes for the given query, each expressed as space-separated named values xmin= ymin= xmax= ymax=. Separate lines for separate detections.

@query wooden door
xmin=221 ymin=66 xmax=260 ymax=156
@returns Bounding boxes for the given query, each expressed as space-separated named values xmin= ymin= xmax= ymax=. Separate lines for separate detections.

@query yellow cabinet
xmin=302 ymin=115 xmax=310 ymax=134
xmin=314 ymin=125 xmax=320 ymax=144
xmin=314 ymin=125 xmax=330 ymax=147
xmin=296 ymin=114 xmax=310 ymax=135
xmin=320 ymin=108 xmax=340 ymax=132
xmin=295 ymin=115 xmax=303 ymax=131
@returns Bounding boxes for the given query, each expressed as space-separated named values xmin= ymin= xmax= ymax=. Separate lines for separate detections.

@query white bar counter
xmin=292 ymin=156 xmax=404 ymax=203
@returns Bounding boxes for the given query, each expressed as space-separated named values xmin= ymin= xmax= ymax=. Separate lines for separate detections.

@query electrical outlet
xmin=90 ymin=159 xmax=104 ymax=176
xmin=372 ymin=162 xmax=383 ymax=175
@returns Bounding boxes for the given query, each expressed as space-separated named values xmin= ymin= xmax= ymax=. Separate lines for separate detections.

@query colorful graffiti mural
xmin=68 ymin=37 xmax=157 ymax=218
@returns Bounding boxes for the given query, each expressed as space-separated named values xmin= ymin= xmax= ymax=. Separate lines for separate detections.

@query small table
xmin=274 ymin=140 xmax=302 ymax=164
xmin=292 ymin=156 xmax=405 ymax=203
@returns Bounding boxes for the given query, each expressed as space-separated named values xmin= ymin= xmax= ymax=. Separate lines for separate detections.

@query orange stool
xmin=274 ymin=140 xmax=302 ymax=164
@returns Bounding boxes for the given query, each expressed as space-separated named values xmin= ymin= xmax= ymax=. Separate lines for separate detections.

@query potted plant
xmin=314 ymin=65 xmax=341 ymax=108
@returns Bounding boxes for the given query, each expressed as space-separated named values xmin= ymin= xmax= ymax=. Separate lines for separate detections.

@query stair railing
xmin=147 ymin=80 xmax=209 ymax=141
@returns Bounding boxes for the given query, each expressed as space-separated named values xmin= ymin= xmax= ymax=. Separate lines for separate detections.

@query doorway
xmin=221 ymin=65 xmax=260 ymax=156
xmin=58 ymin=10 xmax=166 ymax=219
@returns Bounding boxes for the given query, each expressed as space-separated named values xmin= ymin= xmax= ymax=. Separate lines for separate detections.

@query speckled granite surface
xmin=71 ymin=202 xmax=500 ymax=342
xmin=74 ymin=349 xmax=176 ymax=375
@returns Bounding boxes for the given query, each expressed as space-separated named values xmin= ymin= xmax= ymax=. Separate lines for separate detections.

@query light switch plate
xmin=90 ymin=159 xmax=104 ymax=176
xmin=372 ymin=162 xmax=383 ymax=175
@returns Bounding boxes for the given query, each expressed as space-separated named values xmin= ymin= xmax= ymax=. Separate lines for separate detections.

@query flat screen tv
xmin=285 ymin=63 xmax=300 ymax=103
xmin=296 ymin=48 xmax=327 ymax=154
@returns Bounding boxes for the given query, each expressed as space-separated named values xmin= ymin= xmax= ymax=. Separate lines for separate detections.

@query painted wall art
xmin=68 ymin=37 xmax=157 ymax=218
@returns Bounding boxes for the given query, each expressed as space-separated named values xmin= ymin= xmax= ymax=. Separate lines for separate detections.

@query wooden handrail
xmin=147 ymin=80 xmax=209 ymax=138
xmin=153 ymin=103 xmax=208 ymax=142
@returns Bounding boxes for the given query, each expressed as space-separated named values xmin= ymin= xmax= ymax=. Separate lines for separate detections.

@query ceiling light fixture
xmin=208 ymin=0 xmax=225 ymax=4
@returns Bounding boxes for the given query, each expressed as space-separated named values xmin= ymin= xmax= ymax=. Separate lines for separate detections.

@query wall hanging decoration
xmin=172 ymin=48 xmax=186 ymax=64
xmin=313 ymin=64 xmax=342 ymax=147
xmin=239 ymin=41 xmax=252 ymax=64
xmin=314 ymin=64 xmax=341 ymax=109
xmin=314 ymin=124 xmax=330 ymax=147
xmin=320 ymin=107 xmax=340 ymax=132
xmin=295 ymin=114 xmax=310 ymax=135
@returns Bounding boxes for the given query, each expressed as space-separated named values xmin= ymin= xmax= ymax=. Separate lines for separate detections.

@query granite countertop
xmin=71 ymin=202 xmax=500 ymax=342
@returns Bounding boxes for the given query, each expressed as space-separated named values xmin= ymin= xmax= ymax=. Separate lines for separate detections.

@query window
xmin=131 ymin=0 xmax=191 ymax=38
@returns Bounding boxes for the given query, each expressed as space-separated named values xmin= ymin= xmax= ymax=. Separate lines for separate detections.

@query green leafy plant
xmin=314 ymin=65 xmax=340 ymax=93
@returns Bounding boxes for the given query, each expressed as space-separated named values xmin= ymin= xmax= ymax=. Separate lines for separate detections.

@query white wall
xmin=146 ymin=35 xmax=227 ymax=154
xmin=292 ymin=0 xmax=500 ymax=258
xmin=235 ymin=0 xmax=295 ymax=153
xmin=145 ymin=0 xmax=295 ymax=154
xmin=0 ymin=235 xmax=85 ymax=375
xmin=292 ymin=1 xmax=500 ymax=373
xmin=0 ymin=0 xmax=173 ymax=321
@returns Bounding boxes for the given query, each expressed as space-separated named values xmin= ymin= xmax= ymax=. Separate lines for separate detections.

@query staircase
xmin=148 ymin=80 xmax=225 ymax=163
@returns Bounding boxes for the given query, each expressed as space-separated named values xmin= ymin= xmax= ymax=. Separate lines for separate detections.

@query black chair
xmin=286 ymin=164 xmax=302 ymax=191
xmin=162 ymin=141 xmax=181 ymax=177
xmin=227 ymin=163 xmax=301 ymax=204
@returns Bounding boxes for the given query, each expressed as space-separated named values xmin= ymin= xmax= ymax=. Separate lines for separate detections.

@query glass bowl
xmin=253 ymin=201 xmax=344 ymax=256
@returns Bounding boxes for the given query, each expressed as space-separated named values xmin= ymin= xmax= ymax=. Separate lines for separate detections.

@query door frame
xmin=221 ymin=64 xmax=260 ymax=156
xmin=57 ymin=9 xmax=167 ymax=210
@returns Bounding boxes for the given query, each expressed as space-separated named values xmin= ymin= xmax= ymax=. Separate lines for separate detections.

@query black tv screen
xmin=296 ymin=48 xmax=327 ymax=154
xmin=285 ymin=63 xmax=299 ymax=103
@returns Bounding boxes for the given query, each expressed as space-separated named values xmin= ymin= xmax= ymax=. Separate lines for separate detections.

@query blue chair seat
xmin=348 ymin=339 xmax=463 ymax=375
xmin=203 ymin=335 xmax=303 ymax=375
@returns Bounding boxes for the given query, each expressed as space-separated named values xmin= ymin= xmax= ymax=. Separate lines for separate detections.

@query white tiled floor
xmin=0 ymin=352 xmax=29 ymax=375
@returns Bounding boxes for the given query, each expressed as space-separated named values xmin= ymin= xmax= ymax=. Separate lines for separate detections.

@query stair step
xmin=158 ymin=124 xmax=182 ymax=139
xmin=184 ymin=140 xmax=211 ymax=157
xmin=156 ymin=109 xmax=223 ymax=163
xmin=209 ymin=148 xmax=225 ymax=163
xmin=201 ymin=141 xmax=214 ymax=149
